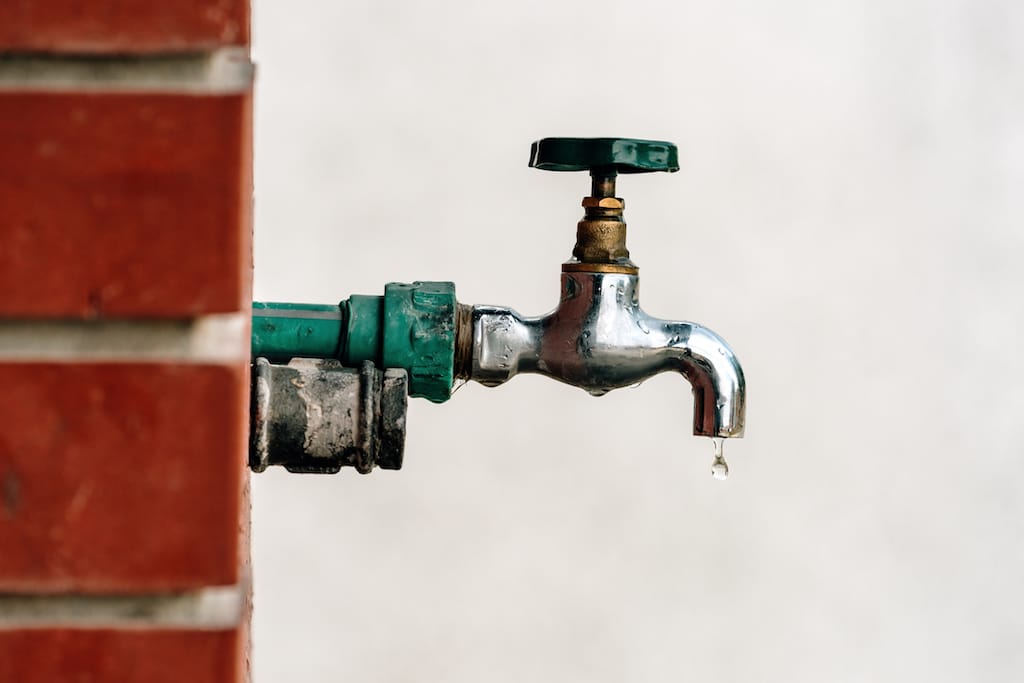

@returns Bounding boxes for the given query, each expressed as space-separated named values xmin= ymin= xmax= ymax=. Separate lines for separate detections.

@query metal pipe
xmin=250 ymin=358 xmax=407 ymax=473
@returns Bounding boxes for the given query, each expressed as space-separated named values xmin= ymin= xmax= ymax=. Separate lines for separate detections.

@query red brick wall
xmin=0 ymin=3 xmax=253 ymax=681
xmin=0 ymin=1 xmax=249 ymax=53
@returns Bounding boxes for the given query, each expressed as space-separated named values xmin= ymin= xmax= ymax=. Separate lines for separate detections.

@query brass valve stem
xmin=591 ymin=172 xmax=617 ymax=199
xmin=564 ymin=170 xmax=638 ymax=275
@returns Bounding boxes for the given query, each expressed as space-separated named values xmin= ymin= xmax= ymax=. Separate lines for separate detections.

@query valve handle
xmin=528 ymin=137 xmax=679 ymax=174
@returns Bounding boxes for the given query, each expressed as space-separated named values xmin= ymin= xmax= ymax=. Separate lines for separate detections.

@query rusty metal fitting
xmin=250 ymin=358 xmax=407 ymax=474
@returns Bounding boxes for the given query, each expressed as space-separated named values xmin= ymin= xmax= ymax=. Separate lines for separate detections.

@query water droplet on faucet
xmin=711 ymin=437 xmax=729 ymax=481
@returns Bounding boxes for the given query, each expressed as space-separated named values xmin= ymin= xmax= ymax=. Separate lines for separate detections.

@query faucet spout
xmin=469 ymin=271 xmax=745 ymax=439
xmin=664 ymin=322 xmax=746 ymax=438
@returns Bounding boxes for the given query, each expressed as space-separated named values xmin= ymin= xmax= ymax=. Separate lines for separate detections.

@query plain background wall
xmin=249 ymin=1 xmax=1023 ymax=681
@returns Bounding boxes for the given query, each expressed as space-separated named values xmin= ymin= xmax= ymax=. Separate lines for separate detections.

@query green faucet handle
xmin=528 ymin=137 xmax=679 ymax=174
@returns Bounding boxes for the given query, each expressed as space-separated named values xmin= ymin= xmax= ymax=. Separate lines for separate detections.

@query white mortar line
xmin=0 ymin=313 xmax=248 ymax=363
xmin=0 ymin=584 xmax=246 ymax=630
xmin=0 ymin=48 xmax=253 ymax=94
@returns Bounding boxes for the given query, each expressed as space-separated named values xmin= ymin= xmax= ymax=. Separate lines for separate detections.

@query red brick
xmin=0 ymin=1 xmax=249 ymax=53
xmin=0 ymin=362 xmax=248 ymax=592
xmin=0 ymin=628 xmax=245 ymax=683
xmin=0 ymin=90 xmax=252 ymax=319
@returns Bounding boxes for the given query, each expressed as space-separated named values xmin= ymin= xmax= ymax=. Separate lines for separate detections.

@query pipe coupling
xmin=250 ymin=358 xmax=407 ymax=474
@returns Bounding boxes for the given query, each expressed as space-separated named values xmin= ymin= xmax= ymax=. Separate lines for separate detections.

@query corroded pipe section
xmin=250 ymin=358 xmax=407 ymax=474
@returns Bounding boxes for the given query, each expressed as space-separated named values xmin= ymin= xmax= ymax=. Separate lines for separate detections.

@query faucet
xmin=469 ymin=138 xmax=745 ymax=439
xmin=250 ymin=137 xmax=745 ymax=474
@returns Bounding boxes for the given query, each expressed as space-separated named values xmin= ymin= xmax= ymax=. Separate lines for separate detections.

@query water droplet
xmin=586 ymin=388 xmax=609 ymax=397
xmin=711 ymin=437 xmax=729 ymax=481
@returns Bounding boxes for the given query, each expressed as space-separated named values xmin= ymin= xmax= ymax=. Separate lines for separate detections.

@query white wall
xmin=250 ymin=1 xmax=1024 ymax=680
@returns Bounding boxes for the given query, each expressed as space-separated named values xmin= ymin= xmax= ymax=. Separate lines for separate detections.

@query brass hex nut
xmin=581 ymin=196 xmax=625 ymax=210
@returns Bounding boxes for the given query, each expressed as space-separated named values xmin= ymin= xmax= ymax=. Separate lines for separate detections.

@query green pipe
xmin=251 ymin=282 xmax=457 ymax=403
xmin=252 ymin=301 xmax=345 ymax=360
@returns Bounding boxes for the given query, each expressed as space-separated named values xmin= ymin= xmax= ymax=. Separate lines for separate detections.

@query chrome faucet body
xmin=470 ymin=270 xmax=746 ymax=439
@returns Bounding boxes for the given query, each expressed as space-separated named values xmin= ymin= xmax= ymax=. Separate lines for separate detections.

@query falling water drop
xmin=710 ymin=437 xmax=729 ymax=481
xmin=711 ymin=459 xmax=729 ymax=480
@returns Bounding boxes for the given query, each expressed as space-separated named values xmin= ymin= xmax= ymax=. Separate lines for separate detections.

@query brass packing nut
xmin=582 ymin=197 xmax=626 ymax=210
xmin=574 ymin=196 xmax=629 ymax=263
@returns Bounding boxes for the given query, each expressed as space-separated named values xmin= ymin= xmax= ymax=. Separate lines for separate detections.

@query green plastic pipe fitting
xmin=252 ymin=282 xmax=457 ymax=403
